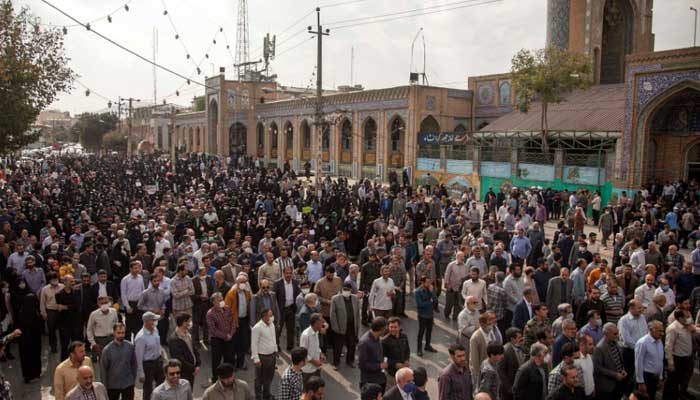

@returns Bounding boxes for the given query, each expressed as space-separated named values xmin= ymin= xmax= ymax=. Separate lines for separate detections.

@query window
xmin=285 ymin=123 xmax=294 ymax=150
xmin=364 ymin=118 xmax=377 ymax=151
xmin=390 ymin=117 xmax=405 ymax=152
xmin=256 ymin=123 xmax=264 ymax=149
xmin=302 ymin=121 xmax=311 ymax=149
xmin=271 ymin=124 xmax=278 ymax=149
xmin=341 ymin=120 xmax=352 ymax=151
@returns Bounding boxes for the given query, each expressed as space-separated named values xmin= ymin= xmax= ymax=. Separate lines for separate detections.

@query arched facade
xmin=639 ymin=83 xmax=700 ymax=184
xmin=229 ymin=122 xmax=247 ymax=158
xmin=420 ymin=115 xmax=441 ymax=132
xmin=387 ymin=116 xmax=405 ymax=169
xmin=300 ymin=120 xmax=311 ymax=161
xmin=284 ymin=121 xmax=294 ymax=161
xmin=208 ymin=99 xmax=218 ymax=153
xmin=362 ymin=117 xmax=377 ymax=166
xmin=270 ymin=122 xmax=278 ymax=159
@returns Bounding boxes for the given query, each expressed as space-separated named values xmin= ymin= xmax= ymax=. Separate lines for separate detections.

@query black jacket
xmin=381 ymin=332 xmax=410 ymax=377
xmin=167 ymin=333 xmax=200 ymax=378
xmin=192 ymin=275 xmax=214 ymax=307
xmin=274 ymin=278 xmax=300 ymax=313
xmin=89 ymin=281 xmax=118 ymax=309
xmin=546 ymin=384 xmax=585 ymax=400
xmin=513 ymin=360 xmax=548 ymax=400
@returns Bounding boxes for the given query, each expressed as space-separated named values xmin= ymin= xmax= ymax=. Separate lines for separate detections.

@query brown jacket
xmin=224 ymin=286 xmax=251 ymax=328
xmin=615 ymin=273 xmax=639 ymax=301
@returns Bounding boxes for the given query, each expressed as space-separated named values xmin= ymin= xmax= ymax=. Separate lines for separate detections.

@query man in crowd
xmin=330 ymin=282 xmax=360 ymax=369
xmin=100 ymin=322 xmax=137 ymax=400
xmin=251 ymin=308 xmax=277 ymax=400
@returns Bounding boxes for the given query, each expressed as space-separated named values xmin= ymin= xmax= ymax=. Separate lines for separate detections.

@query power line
xmin=40 ymin=0 xmax=135 ymax=28
xmin=38 ymin=0 xmax=216 ymax=91
xmin=328 ymin=0 xmax=502 ymax=29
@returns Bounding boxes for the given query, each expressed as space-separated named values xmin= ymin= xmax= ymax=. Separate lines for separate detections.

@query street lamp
xmin=691 ymin=6 xmax=698 ymax=47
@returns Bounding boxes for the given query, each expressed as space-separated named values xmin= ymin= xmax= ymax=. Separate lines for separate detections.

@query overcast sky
xmin=19 ymin=0 xmax=698 ymax=114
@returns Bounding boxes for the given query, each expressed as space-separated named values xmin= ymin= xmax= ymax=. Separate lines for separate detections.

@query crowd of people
xmin=0 ymin=151 xmax=698 ymax=400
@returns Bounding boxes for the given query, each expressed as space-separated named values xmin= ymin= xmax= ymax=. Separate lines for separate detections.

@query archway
xmin=229 ymin=122 xmax=247 ymax=158
xmin=420 ymin=115 xmax=440 ymax=133
xmin=301 ymin=120 xmax=311 ymax=160
xmin=641 ymin=85 xmax=700 ymax=184
xmin=284 ymin=121 xmax=294 ymax=160
xmin=208 ymin=99 xmax=218 ymax=153
xmin=363 ymin=118 xmax=377 ymax=165
xmin=388 ymin=116 xmax=405 ymax=168
xmin=600 ymin=0 xmax=634 ymax=84
xmin=270 ymin=122 xmax=279 ymax=159
xmin=256 ymin=123 xmax=264 ymax=157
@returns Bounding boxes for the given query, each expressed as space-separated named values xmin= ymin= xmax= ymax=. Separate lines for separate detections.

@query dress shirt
xmin=134 ymin=327 xmax=162 ymax=377
xmin=23 ymin=268 xmax=46 ymax=294
xmin=300 ymin=326 xmax=321 ymax=373
xmin=54 ymin=357 xmax=93 ymax=400
xmin=665 ymin=320 xmax=693 ymax=365
xmin=251 ymin=319 xmax=277 ymax=362
xmin=277 ymin=367 xmax=303 ymax=400
xmin=368 ymin=277 xmax=395 ymax=311
xmin=306 ymin=260 xmax=323 ymax=283
xmin=7 ymin=252 xmax=27 ymax=273
xmin=509 ymin=236 xmax=532 ymax=259
xmin=283 ymin=280 xmax=294 ymax=307
xmin=465 ymin=256 xmax=488 ymax=277
xmin=618 ymin=312 xmax=648 ymax=349
xmin=40 ymin=283 xmax=64 ymax=314
xmin=630 ymin=248 xmax=646 ymax=274
xmin=97 ymin=282 xmax=108 ymax=298
xmin=458 ymin=308 xmax=480 ymax=337
xmin=579 ymin=323 xmax=603 ymax=344
xmin=655 ymin=287 xmax=675 ymax=309
xmin=206 ymin=306 xmax=234 ymax=340
xmin=634 ymin=284 xmax=655 ymax=308
xmin=574 ymin=354 xmax=594 ymax=395
xmin=65 ymin=382 xmax=108 ymax=400
xmin=137 ymin=287 xmax=167 ymax=312
xmin=87 ymin=308 xmax=119 ymax=345
xmin=570 ymin=268 xmax=586 ymax=303
xmin=444 ymin=261 xmax=469 ymax=291
xmin=100 ymin=340 xmax=137 ymax=390
xmin=120 ymin=273 xmax=145 ymax=310
xmin=151 ymin=380 xmax=193 ymax=400
xmin=635 ymin=333 xmax=664 ymax=383
xmin=462 ymin=279 xmax=488 ymax=309
xmin=170 ymin=275 xmax=194 ymax=311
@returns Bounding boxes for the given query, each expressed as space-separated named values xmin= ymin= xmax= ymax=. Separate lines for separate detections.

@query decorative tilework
xmin=477 ymin=81 xmax=496 ymax=105
xmin=547 ymin=0 xmax=570 ymax=49
xmin=385 ymin=109 xmax=407 ymax=121
xmin=499 ymin=80 xmax=512 ymax=105
xmin=426 ymin=96 xmax=436 ymax=111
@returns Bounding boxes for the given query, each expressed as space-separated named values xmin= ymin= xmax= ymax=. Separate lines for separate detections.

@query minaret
xmin=546 ymin=0 xmax=570 ymax=49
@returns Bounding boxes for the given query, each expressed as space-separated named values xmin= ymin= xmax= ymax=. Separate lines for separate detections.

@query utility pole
xmin=692 ymin=7 xmax=698 ymax=47
xmin=124 ymin=97 xmax=140 ymax=157
xmin=308 ymin=7 xmax=329 ymax=185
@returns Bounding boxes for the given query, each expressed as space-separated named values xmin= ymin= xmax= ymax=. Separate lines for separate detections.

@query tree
xmin=194 ymin=96 xmax=205 ymax=111
xmin=72 ymin=112 xmax=118 ymax=150
xmin=510 ymin=46 xmax=592 ymax=151
xmin=0 ymin=1 xmax=75 ymax=153
xmin=102 ymin=130 xmax=127 ymax=152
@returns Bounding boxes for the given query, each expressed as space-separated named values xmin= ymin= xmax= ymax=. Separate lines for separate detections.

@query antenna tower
xmin=235 ymin=0 xmax=250 ymax=80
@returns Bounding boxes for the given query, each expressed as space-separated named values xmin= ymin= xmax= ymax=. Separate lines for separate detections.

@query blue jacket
xmin=511 ymin=299 xmax=531 ymax=331
xmin=415 ymin=286 xmax=435 ymax=319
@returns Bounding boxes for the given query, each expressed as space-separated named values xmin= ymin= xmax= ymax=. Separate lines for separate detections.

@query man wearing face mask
xmin=168 ymin=314 xmax=200 ymax=387
xmin=575 ymin=287 xmax=606 ymax=329
xmin=86 ymin=296 xmax=118 ymax=355
xmin=192 ymin=265 xmax=214 ymax=346
xmin=663 ymin=309 xmax=695 ymax=399
xmin=202 ymin=363 xmax=254 ymax=400
xmin=579 ymin=310 xmax=603 ymax=344
xmin=329 ymin=282 xmax=360 ymax=370
xmin=251 ymin=279 xmax=280 ymax=327
xmin=206 ymin=293 xmax=235 ymax=382
xmin=383 ymin=367 xmax=416 ymax=400
xmin=100 ymin=322 xmax=137 ymax=400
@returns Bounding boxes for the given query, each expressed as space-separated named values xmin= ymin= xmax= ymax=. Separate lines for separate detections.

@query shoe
xmin=425 ymin=346 xmax=437 ymax=353
xmin=417 ymin=349 xmax=423 ymax=357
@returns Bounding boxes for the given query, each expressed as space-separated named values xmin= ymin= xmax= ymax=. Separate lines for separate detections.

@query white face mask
xmin=100 ymin=304 xmax=110 ymax=312
xmin=187 ymin=321 xmax=193 ymax=330
xmin=18 ymin=282 xmax=26 ymax=289
xmin=301 ymin=288 xmax=310 ymax=294
xmin=219 ymin=301 xmax=226 ymax=308
xmin=342 ymin=290 xmax=351 ymax=298
xmin=269 ymin=316 xmax=275 ymax=324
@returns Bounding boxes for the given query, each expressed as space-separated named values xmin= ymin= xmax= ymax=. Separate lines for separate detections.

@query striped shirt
xmin=601 ymin=292 xmax=625 ymax=324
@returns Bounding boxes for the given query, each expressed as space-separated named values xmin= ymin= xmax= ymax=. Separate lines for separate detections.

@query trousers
xmin=255 ymin=353 xmax=276 ymax=400
xmin=142 ymin=358 xmax=164 ymax=400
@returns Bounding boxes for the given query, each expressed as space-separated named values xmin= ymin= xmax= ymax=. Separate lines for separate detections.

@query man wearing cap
xmin=135 ymin=311 xmax=164 ymax=400
xmin=329 ymin=282 xmax=361 ymax=369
